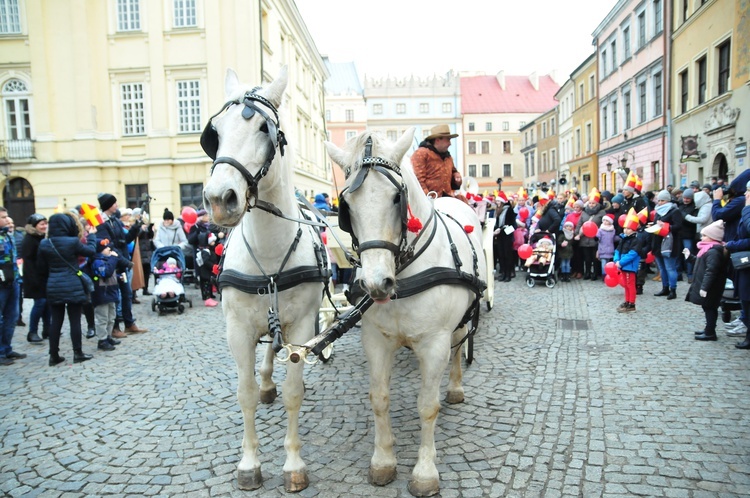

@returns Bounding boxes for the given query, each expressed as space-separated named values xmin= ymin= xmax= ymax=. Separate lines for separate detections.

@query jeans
xmin=600 ymin=257 xmax=612 ymax=277
xmin=115 ymin=270 xmax=135 ymax=328
xmin=682 ymin=239 xmax=695 ymax=278
xmin=0 ymin=281 xmax=20 ymax=357
xmin=29 ymin=297 xmax=50 ymax=335
xmin=655 ymin=254 xmax=678 ymax=289
xmin=560 ymin=259 xmax=571 ymax=273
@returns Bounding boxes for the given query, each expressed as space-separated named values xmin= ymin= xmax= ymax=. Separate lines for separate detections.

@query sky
xmin=295 ymin=0 xmax=617 ymax=81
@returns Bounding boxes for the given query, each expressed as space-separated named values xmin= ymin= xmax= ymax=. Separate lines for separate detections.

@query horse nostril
xmin=223 ymin=189 xmax=239 ymax=212
xmin=383 ymin=277 xmax=395 ymax=290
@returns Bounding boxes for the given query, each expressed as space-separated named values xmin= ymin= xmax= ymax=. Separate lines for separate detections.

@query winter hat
xmin=98 ymin=193 xmax=117 ymax=211
xmin=96 ymin=238 xmax=111 ymax=253
xmin=701 ymin=220 xmax=725 ymax=241
xmin=166 ymin=257 xmax=177 ymax=266
xmin=624 ymin=208 xmax=640 ymax=231
xmin=132 ymin=208 xmax=142 ymax=217
xmin=656 ymin=190 xmax=672 ymax=202
xmin=196 ymin=208 xmax=208 ymax=217
xmin=702 ymin=183 xmax=713 ymax=191
xmin=563 ymin=220 xmax=574 ymax=228
xmin=573 ymin=200 xmax=584 ymax=209
xmin=496 ymin=191 xmax=508 ymax=204
xmin=163 ymin=208 xmax=175 ymax=221
xmin=602 ymin=214 xmax=614 ymax=224
xmin=611 ymin=193 xmax=624 ymax=205
xmin=682 ymin=189 xmax=694 ymax=199
xmin=27 ymin=213 xmax=46 ymax=227
xmin=120 ymin=208 xmax=133 ymax=217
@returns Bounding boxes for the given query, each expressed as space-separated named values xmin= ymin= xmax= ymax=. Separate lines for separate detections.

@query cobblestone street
xmin=1 ymin=275 xmax=749 ymax=497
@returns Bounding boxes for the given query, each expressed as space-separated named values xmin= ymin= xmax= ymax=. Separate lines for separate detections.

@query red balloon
xmin=618 ymin=214 xmax=626 ymax=227
xmin=519 ymin=207 xmax=529 ymax=221
xmin=518 ymin=243 xmax=533 ymax=260
xmin=604 ymin=274 xmax=619 ymax=287
xmin=645 ymin=251 xmax=655 ymax=264
xmin=181 ymin=206 xmax=197 ymax=224
xmin=582 ymin=221 xmax=598 ymax=238
xmin=604 ymin=261 xmax=618 ymax=277
xmin=215 ymin=243 xmax=224 ymax=257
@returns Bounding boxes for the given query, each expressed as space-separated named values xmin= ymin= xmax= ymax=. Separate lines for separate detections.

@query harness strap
xmin=218 ymin=267 xmax=329 ymax=294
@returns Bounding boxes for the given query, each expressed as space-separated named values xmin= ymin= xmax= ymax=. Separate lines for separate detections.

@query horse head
xmin=325 ymin=128 xmax=416 ymax=302
xmin=202 ymin=66 xmax=289 ymax=227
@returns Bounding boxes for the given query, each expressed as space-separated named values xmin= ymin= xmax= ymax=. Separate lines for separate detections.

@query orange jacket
xmin=411 ymin=146 xmax=458 ymax=197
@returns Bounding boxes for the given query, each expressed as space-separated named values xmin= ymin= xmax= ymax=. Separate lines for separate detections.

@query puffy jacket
xmin=575 ymin=203 xmax=605 ymax=248
xmin=38 ymin=214 xmax=97 ymax=305
xmin=711 ymin=168 xmax=750 ymax=242
xmin=684 ymin=191 xmax=712 ymax=237
xmin=411 ymin=143 xmax=458 ymax=198
xmin=20 ymin=228 xmax=46 ymax=299
xmin=614 ymin=232 xmax=641 ymax=273
xmin=685 ymin=245 xmax=727 ymax=308
xmin=652 ymin=204 xmax=683 ymax=257
xmin=91 ymin=253 xmax=119 ymax=307
xmin=725 ymin=205 xmax=750 ymax=301
xmin=153 ymin=221 xmax=188 ymax=250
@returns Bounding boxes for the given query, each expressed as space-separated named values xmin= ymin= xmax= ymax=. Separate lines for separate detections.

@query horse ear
xmin=224 ymin=68 xmax=240 ymax=99
xmin=393 ymin=127 xmax=415 ymax=161
xmin=324 ymin=141 xmax=347 ymax=169
xmin=264 ymin=65 xmax=288 ymax=108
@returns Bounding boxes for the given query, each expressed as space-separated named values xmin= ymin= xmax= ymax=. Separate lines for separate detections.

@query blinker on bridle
xmin=201 ymin=87 xmax=288 ymax=209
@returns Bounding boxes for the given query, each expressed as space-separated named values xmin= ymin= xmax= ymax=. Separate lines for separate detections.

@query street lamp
xmin=0 ymin=159 xmax=10 ymax=206
xmin=496 ymin=177 xmax=503 ymax=191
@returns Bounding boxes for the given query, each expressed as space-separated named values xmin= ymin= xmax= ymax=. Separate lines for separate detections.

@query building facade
xmin=0 ymin=0 xmax=328 ymax=222
xmin=567 ymin=54 xmax=600 ymax=194
xmin=555 ymin=78 xmax=576 ymax=192
xmin=536 ymin=106 xmax=560 ymax=191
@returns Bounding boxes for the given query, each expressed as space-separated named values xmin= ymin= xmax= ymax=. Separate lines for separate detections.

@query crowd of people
xmin=0 ymin=193 xmax=224 ymax=367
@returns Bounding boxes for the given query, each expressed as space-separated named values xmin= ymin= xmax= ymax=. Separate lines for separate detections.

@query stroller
xmin=525 ymin=231 xmax=557 ymax=288
xmin=150 ymin=245 xmax=193 ymax=314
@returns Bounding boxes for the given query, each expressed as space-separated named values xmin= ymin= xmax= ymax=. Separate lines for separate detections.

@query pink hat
xmin=701 ymin=220 xmax=725 ymax=242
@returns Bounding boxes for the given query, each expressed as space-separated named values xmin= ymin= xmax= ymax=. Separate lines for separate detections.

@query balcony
xmin=0 ymin=139 xmax=34 ymax=161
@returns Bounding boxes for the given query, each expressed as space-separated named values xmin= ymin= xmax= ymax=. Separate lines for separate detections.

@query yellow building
xmin=566 ymin=54 xmax=599 ymax=193
xmin=0 ymin=0 xmax=329 ymax=223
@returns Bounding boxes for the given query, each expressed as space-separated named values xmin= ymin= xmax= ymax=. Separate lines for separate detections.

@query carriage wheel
xmin=464 ymin=334 xmax=474 ymax=365
xmin=545 ymin=277 xmax=556 ymax=288
xmin=151 ymin=299 xmax=156 ymax=312
xmin=722 ymin=309 xmax=732 ymax=323
xmin=526 ymin=277 xmax=535 ymax=288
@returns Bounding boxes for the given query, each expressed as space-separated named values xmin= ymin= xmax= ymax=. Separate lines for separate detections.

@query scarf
xmin=562 ymin=227 xmax=574 ymax=240
xmin=599 ymin=221 xmax=615 ymax=232
xmin=696 ymin=239 xmax=722 ymax=258
xmin=655 ymin=202 xmax=673 ymax=217
xmin=418 ymin=140 xmax=451 ymax=160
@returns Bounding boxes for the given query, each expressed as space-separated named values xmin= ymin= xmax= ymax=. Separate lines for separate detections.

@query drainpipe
xmin=258 ymin=0 xmax=264 ymax=80
xmin=664 ymin=1 xmax=672 ymax=189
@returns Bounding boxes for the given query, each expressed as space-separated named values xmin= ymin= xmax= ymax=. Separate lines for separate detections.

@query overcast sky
xmin=295 ymin=0 xmax=616 ymax=80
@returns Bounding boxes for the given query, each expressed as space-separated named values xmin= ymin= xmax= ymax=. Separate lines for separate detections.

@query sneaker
xmin=97 ymin=339 xmax=115 ymax=351
xmin=725 ymin=318 xmax=743 ymax=329
xmin=726 ymin=325 xmax=747 ymax=337
xmin=623 ymin=303 xmax=636 ymax=313
xmin=204 ymin=298 xmax=219 ymax=307
xmin=0 ymin=357 xmax=14 ymax=366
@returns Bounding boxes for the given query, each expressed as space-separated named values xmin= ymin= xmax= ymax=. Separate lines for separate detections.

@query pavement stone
xmin=1 ymin=274 xmax=749 ymax=497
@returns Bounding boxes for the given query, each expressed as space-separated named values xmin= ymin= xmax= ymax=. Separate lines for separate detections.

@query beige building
xmin=0 ymin=0 xmax=328 ymax=223
xmin=670 ymin=0 xmax=749 ymax=186
xmin=566 ymin=54 xmax=599 ymax=193
xmin=535 ymin=106 xmax=559 ymax=191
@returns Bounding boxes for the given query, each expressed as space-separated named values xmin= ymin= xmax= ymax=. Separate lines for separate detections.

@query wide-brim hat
xmin=425 ymin=124 xmax=458 ymax=140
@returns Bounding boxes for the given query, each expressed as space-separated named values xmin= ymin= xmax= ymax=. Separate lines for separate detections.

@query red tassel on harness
xmin=464 ymin=225 xmax=474 ymax=234
xmin=406 ymin=205 xmax=422 ymax=233
xmin=212 ymin=264 xmax=220 ymax=276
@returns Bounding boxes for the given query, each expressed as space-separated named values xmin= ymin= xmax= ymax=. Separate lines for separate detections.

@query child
xmin=525 ymin=237 xmax=554 ymax=267
xmin=153 ymin=257 xmax=185 ymax=298
xmin=557 ymin=221 xmax=575 ymax=281
xmin=597 ymin=214 xmax=617 ymax=281
xmin=684 ymin=220 xmax=728 ymax=341
xmin=613 ymin=209 xmax=642 ymax=312
xmin=90 ymin=241 xmax=120 ymax=351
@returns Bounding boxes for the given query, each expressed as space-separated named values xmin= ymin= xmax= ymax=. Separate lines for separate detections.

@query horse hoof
xmin=260 ymin=387 xmax=277 ymax=404
xmin=368 ymin=465 xmax=397 ymax=486
xmin=284 ymin=470 xmax=309 ymax=492
xmin=445 ymin=389 xmax=464 ymax=404
xmin=407 ymin=477 xmax=440 ymax=497
xmin=237 ymin=467 xmax=262 ymax=490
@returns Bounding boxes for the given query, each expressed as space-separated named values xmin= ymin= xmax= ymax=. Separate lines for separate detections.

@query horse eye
xmin=259 ymin=122 xmax=269 ymax=134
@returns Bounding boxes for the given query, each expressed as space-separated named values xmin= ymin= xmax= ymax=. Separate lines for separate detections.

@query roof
xmin=460 ymin=74 xmax=560 ymax=114
xmin=323 ymin=59 xmax=363 ymax=95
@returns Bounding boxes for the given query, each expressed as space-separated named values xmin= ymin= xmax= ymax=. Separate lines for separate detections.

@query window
xmin=610 ymin=39 xmax=617 ymax=72
xmin=623 ymin=26 xmax=631 ymax=59
xmin=124 ymin=184 xmax=149 ymax=209
xmin=442 ymin=103 xmax=451 ymax=113
xmin=550 ymin=150 xmax=556 ymax=167
xmin=373 ymin=103 xmax=383 ymax=114
xmin=524 ymin=155 xmax=529 ymax=177
xmin=575 ymin=129 xmax=581 ymax=156
xmin=550 ymin=117 xmax=556 ymax=135
xmin=419 ymin=103 xmax=429 ymax=113
xmin=503 ymin=163 xmax=511 ymax=177
xmin=345 ymin=130 xmax=356 ymax=140
xmin=718 ymin=40 xmax=731 ymax=96
xmin=697 ymin=56 xmax=707 ymax=105
xmin=542 ymin=122 xmax=547 ymax=138
xmin=395 ymin=103 xmax=405 ymax=114
xmin=519 ymin=121 xmax=526 ymax=128
xmin=542 ymin=153 xmax=547 ymax=172
xmin=683 ymin=0 xmax=689 ymax=23
xmin=579 ymin=84 xmax=584 ymax=105
xmin=485 ymin=122 xmax=492 ymax=131
xmin=638 ymin=81 xmax=647 ymax=123
xmin=325 ymin=110 xmax=331 ymax=121
xmin=481 ymin=141 xmax=490 ymax=154
xmin=176 ymin=80 xmax=200 ymax=133
xmin=3 ymin=79 xmax=31 ymax=141
xmin=0 ymin=0 xmax=21 ymax=33
xmin=612 ymin=97 xmax=618 ymax=134
xmin=602 ymin=104 xmax=608 ymax=139
xmin=624 ymin=90 xmax=631 ymax=129
xmin=468 ymin=141 xmax=477 ymax=154
xmin=121 ymin=83 xmax=145 ymax=135
xmin=637 ymin=11 xmax=646 ymax=48
xmin=503 ymin=140 xmax=511 ymax=153
xmin=653 ymin=0 xmax=663 ymax=34
xmin=117 ymin=0 xmax=141 ymax=31
xmin=468 ymin=164 xmax=477 ymax=177
xmin=601 ymin=50 xmax=608 ymax=77
xmin=653 ymin=71 xmax=662 ymax=116
xmin=468 ymin=122 xmax=475 ymax=131
xmin=589 ymin=75 xmax=595 ymax=98
xmin=502 ymin=121 xmax=509 ymax=131
xmin=530 ymin=151 xmax=535 ymax=175
xmin=530 ymin=129 xmax=534 ymax=142
xmin=481 ymin=164 xmax=490 ymax=177
xmin=345 ymin=109 xmax=354 ymax=122
xmin=173 ymin=0 xmax=196 ymax=27
xmin=585 ymin=123 xmax=592 ymax=152
xmin=680 ymin=70 xmax=689 ymax=113
xmin=180 ymin=183 xmax=203 ymax=210
xmin=386 ymin=130 xmax=397 ymax=141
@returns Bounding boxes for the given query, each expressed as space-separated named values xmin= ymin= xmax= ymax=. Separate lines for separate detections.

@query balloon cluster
xmin=181 ymin=206 xmax=197 ymax=234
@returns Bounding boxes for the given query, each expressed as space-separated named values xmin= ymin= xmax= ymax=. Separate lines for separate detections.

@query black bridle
xmin=200 ymin=88 xmax=287 ymax=210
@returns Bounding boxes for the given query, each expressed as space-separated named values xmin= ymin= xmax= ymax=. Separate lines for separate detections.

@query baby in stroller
xmin=153 ymin=257 xmax=184 ymax=298
xmin=525 ymin=236 xmax=555 ymax=267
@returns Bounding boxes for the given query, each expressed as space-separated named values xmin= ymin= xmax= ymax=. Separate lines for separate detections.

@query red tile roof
xmin=461 ymin=75 xmax=560 ymax=114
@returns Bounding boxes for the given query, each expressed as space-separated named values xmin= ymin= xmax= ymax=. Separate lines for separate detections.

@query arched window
xmin=2 ymin=78 xmax=32 ymax=159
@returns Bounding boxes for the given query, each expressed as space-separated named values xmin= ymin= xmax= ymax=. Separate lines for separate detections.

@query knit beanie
xmin=574 ymin=200 xmax=584 ymax=209
xmin=163 ymin=208 xmax=175 ymax=221
xmin=656 ymin=190 xmax=672 ymax=202
xmin=611 ymin=193 xmax=624 ymax=205
xmin=701 ymin=220 xmax=725 ymax=242
xmin=98 ymin=193 xmax=117 ymax=212
xmin=166 ymin=257 xmax=177 ymax=266
xmin=27 ymin=213 xmax=46 ymax=227
xmin=682 ymin=189 xmax=694 ymax=199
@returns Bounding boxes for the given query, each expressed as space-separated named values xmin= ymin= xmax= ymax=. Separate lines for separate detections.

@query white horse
xmin=325 ymin=130 xmax=487 ymax=497
xmin=202 ymin=67 xmax=326 ymax=492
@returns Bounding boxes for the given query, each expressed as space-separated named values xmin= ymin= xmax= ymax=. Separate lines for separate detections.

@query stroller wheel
xmin=526 ymin=277 xmax=535 ymax=288
xmin=188 ymin=299 xmax=193 ymax=308
xmin=178 ymin=304 xmax=185 ymax=314
xmin=545 ymin=277 xmax=556 ymax=288
xmin=151 ymin=298 xmax=156 ymax=312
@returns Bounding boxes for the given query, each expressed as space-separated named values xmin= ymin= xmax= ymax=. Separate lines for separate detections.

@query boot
xmin=616 ymin=302 xmax=629 ymax=312
xmin=49 ymin=354 xmax=65 ymax=366
xmin=667 ymin=288 xmax=677 ymax=300
xmin=112 ymin=327 xmax=127 ymax=338
xmin=736 ymin=328 xmax=750 ymax=349
xmin=623 ymin=302 xmax=636 ymax=313
xmin=27 ymin=332 xmax=43 ymax=343
xmin=73 ymin=350 xmax=93 ymax=363
xmin=97 ymin=339 xmax=115 ymax=351
xmin=654 ymin=287 xmax=670 ymax=297
xmin=695 ymin=330 xmax=717 ymax=341
xmin=41 ymin=328 xmax=49 ymax=339
xmin=636 ymin=285 xmax=643 ymax=295
xmin=107 ymin=336 xmax=121 ymax=346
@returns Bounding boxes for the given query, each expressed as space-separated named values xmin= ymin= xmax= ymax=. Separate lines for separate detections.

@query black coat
xmin=685 ymin=245 xmax=728 ymax=308
xmin=38 ymin=214 xmax=97 ymax=305
xmin=536 ymin=202 xmax=562 ymax=234
xmin=20 ymin=228 xmax=46 ymax=299
xmin=652 ymin=204 xmax=683 ymax=258
xmin=725 ymin=205 xmax=750 ymax=301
